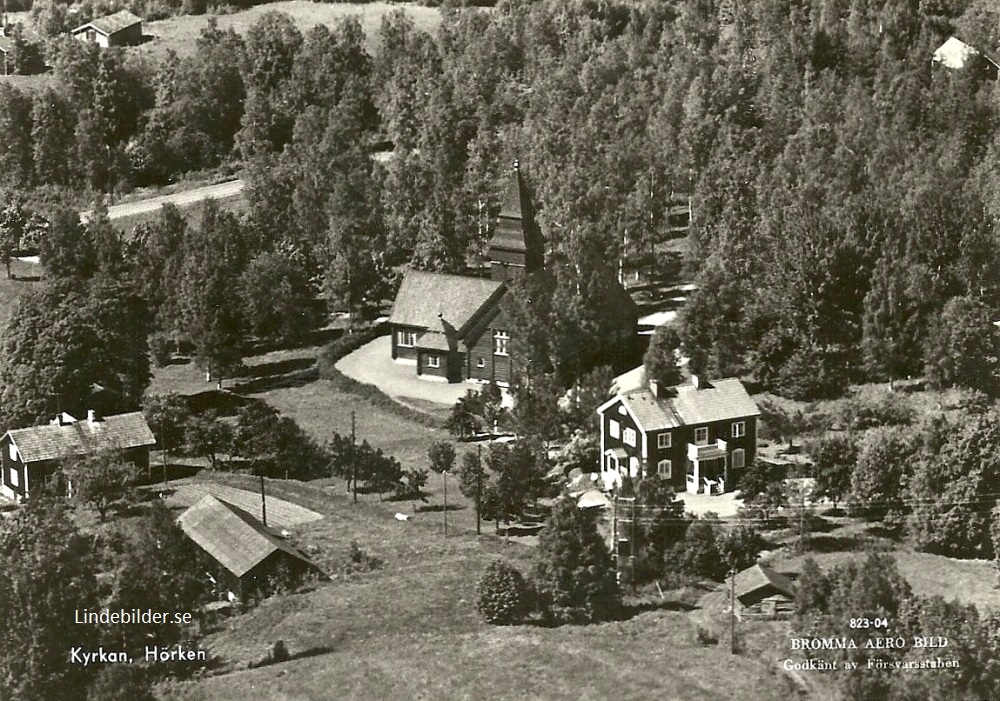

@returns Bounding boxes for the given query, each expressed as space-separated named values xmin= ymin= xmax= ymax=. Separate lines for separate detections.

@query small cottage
xmin=71 ymin=10 xmax=142 ymax=47
xmin=733 ymin=564 xmax=795 ymax=617
xmin=0 ymin=410 xmax=155 ymax=502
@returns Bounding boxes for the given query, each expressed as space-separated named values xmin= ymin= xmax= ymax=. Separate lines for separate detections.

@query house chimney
xmin=691 ymin=375 xmax=700 ymax=390
xmin=649 ymin=379 xmax=659 ymax=398
xmin=87 ymin=409 xmax=100 ymax=424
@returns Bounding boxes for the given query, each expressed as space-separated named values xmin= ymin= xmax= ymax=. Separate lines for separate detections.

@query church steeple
xmin=489 ymin=160 xmax=544 ymax=282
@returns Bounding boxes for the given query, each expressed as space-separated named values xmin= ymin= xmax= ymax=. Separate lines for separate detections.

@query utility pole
xmin=631 ymin=497 xmax=637 ymax=592
xmin=612 ymin=495 xmax=619 ymax=583
xmin=161 ymin=417 xmax=167 ymax=488
xmin=730 ymin=568 xmax=737 ymax=654
xmin=475 ymin=444 xmax=482 ymax=536
xmin=351 ymin=410 xmax=357 ymax=504
xmin=260 ymin=474 xmax=267 ymax=528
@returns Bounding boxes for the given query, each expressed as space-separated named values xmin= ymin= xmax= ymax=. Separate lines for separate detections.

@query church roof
xmin=489 ymin=162 xmax=545 ymax=269
xmin=389 ymin=270 xmax=505 ymax=334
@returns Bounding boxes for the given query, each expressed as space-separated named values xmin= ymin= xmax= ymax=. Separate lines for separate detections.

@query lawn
xmin=139 ymin=1 xmax=444 ymax=64
xmin=159 ymin=479 xmax=800 ymax=701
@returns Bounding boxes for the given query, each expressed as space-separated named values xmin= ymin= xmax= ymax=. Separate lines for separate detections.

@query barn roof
xmin=389 ymin=270 xmax=504 ymax=334
xmin=71 ymin=10 xmax=141 ymax=36
xmin=178 ymin=495 xmax=321 ymax=579
xmin=7 ymin=411 xmax=155 ymax=464
xmin=734 ymin=564 xmax=795 ymax=603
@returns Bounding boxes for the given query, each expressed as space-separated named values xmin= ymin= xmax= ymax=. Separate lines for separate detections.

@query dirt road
xmin=81 ymin=179 xmax=244 ymax=222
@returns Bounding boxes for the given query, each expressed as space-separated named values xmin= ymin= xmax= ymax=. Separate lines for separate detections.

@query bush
xmin=477 ymin=559 xmax=531 ymax=625
xmin=337 ymin=541 xmax=383 ymax=575
xmin=149 ymin=332 xmax=173 ymax=367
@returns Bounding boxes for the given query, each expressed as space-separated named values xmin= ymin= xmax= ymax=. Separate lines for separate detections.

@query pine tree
xmin=533 ymin=498 xmax=619 ymax=623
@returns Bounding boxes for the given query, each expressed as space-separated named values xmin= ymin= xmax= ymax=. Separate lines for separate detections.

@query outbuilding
xmin=71 ymin=10 xmax=142 ymax=47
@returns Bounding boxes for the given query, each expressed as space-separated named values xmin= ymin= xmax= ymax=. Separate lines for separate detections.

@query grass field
xmin=139 ymin=1 xmax=444 ymax=64
xmin=159 ymin=476 xmax=801 ymax=701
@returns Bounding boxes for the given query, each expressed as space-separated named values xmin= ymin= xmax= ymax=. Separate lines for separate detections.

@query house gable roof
xmin=6 ymin=411 xmax=155 ymax=464
xmin=601 ymin=368 xmax=759 ymax=433
xmin=734 ymin=564 xmax=795 ymax=602
xmin=177 ymin=495 xmax=322 ymax=579
xmin=389 ymin=270 xmax=505 ymax=335
xmin=672 ymin=378 xmax=760 ymax=424
xmin=71 ymin=10 xmax=141 ymax=36
xmin=933 ymin=36 xmax=1000 ymax=70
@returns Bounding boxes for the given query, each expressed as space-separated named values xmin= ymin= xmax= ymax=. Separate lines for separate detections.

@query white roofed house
xmin=0 ymin=410 xmax=155 ymax=502
xmin=70 ymin=10 xmax=142 ymax=48
xmin=932 ymin=36 xmax=999 ymax=80
xmin=597 ymin=367 xmax=760 ymax=495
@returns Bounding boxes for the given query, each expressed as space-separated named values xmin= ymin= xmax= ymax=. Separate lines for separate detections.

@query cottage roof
xmin=389 ymin=270 xmax=504 ymax=334
xmin=933 ymin=36 xmax=1000 ymax=70
xmin=7 ymin=411 xmax=155 ymax=464
xmin=621 ymin=389 xmax=681 ymax=431
xmin=178 ymin=495 xmax=321 ymax=579
xmin=672 ymin=378 xmax=761 ymax=424
xmin=417 ymin=330 xmax=451 ymax=351
xmin=72 ymin=10 xmax=141 ymax=36
xmin=734 ymin=564 xmax=795 ymax=603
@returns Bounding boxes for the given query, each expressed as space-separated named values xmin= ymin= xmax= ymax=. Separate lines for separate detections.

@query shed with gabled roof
xmin=732 ymin=564 xmax=795 ymax=617
xmin=178 ymin=494 xmax=326 ymax=601
xmin=70 ymin=10 xmax=142 ymax=47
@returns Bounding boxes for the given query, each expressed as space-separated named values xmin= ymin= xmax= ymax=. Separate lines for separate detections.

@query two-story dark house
xmin=0 ymin=410 xmax=155 ymax=502
xmin=596 ymin=367 xmax=759 ymax=494
xmin=388 ymin=163 xmax=543 ymax=385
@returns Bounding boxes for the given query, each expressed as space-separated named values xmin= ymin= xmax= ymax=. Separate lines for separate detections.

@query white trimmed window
xmin=8 ymin=443 xmax=15 ymax=461
xmin=397 ymin=330 xmax=416 ymax=347
xmin=657 ymin=460 xmax=672 ymax=479
xmin=732 ymin=449 xmax=745 ymax=470
xmin=609 ymin=419 xmax=620 ymax=439
xmin=732 ymin=421 xmax=746 ymax=438
xmin=694 ymin=427 xmax=709 ymax=445
xmin=618 ymin=405 xmax=627 ymax=416
xmin=493 ymin=330 xmax=510 ymax=356
xmin=427 ymin=355 xmax=440 ymax=368
xmin=657 ymin=432 xmax=671 ymax=449
xmin=476 ymin=357 xmax=486 ymax=368
xmin=623 ymin=428 xmax=637 ymax=447
xmin=9 ymin=467 xmax=17 ymax=487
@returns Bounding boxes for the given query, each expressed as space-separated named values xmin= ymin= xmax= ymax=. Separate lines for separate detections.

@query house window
xmin=9 ymin=467 xmax=17 ymax=487
xmin=623 ymin=428 xmax=636 ymax=447
xmin=618 ymin=406 xmax=627 ymax=416
xmin=397 ymin=330 xmax=416 ymax=347
xmin=657 ymin=433 xmax=671 ymax=449
xmin=657 ymin=460 xmax=672 ymax=479
xmin=605 ymin=452 xmax=618 ymax=472
xmin=476 ymin=357 xmax=485 ymax=368
xmin=493 ymin=330 xmax=509 ymax=356
xmin=732 ymin=449 xmax=745 ymax=470
xmin=694 ymin=427 xmax=708 ymax=445
xmin=609 ymin=419 xmax=620 ymax=439
xmin=427 ymin=355 xmax=440 ymax=368
xmin=732 ymin=421 xmax=746 ymax=438
xmin=8 ymin=443 xmax=15 ymax=461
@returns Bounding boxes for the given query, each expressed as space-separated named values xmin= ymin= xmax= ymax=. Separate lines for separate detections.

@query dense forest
xmin=1 ymin=0 xmax=1000 ymax=420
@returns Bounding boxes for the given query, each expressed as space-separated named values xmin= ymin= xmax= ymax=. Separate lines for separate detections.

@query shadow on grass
xmin=187 ymin=389 xmax=254 ymax=416
xmin=232 ymin=367 xmax=319 ymax=395
xmin=238 ymin=357 xmax=316 ymax=380
xmin=414 ymin=503 xmax=466 ymax=514
xmin=802 ymin=534 xmax=863 ymax=553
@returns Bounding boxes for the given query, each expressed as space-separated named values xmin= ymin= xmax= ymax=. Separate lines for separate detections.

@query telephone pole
xmin=351 ymin=410 xmax=357 ymax=504
xmin=730 ymin=568 xmax=737 ymax=654
xmin=475 ymin=444 xmax=482 ymax=536
xmin=260 ymin=474 xmax=267 ymax=528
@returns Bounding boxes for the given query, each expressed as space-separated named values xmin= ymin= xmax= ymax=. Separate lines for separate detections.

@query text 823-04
xmin=849 ymin=618 xmax=889 ymax=629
